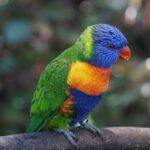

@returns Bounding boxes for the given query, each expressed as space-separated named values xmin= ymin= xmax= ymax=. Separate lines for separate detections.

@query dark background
xmin=0 ymin=0 xmax=150 ymax=135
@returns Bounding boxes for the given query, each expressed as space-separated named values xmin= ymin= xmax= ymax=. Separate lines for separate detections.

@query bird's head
xmin=80 ymin=23 xmax=131 ymax=68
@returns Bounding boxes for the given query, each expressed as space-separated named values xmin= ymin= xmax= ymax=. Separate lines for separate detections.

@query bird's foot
xmin=54 ymin=129 xmax=78 ymax=146
xmin=79 ymin=119 xmax=103 ymax=140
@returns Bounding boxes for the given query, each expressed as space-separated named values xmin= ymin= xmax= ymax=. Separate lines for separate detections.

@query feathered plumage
xmin=26 ymin=24 xmax=131 ymax=136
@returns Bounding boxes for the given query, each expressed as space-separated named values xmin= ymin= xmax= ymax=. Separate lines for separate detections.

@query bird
xmin=26 ymin=23 xmax=131 ymax=145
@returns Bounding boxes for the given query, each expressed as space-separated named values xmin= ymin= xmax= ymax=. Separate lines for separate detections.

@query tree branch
xmin=0 ymin=127 xmax=150 ymax=150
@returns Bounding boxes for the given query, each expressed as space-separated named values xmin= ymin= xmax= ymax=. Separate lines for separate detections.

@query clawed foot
xmin=54 ymin=129 xmax=78 ymax=147
xmin=79 ymin=119 xmax=103 ymax=140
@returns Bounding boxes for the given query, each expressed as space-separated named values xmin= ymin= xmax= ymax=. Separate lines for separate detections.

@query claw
xmin=54 ymin=129 xmax=78 ymax=147
xmin=79 ymin=119 xmax=103 ymax=141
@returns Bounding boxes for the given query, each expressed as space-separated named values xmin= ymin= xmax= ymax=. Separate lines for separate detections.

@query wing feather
xmin=26 ymin=58 xmax=70 ymax=132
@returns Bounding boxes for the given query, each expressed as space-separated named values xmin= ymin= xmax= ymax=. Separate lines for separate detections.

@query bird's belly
xmin=67 ymin=61 xmax=111 ymax=96
xmin=69 ymin=88 xmax=104 ymax=126
xmin=48 ymin=89 xmax=103 ymax=129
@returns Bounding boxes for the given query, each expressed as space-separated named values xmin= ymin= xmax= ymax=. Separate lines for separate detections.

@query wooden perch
xmin=0 ymin=127 xmax=150 ymax=150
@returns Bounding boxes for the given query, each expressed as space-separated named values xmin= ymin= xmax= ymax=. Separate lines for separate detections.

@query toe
xmin=69 ymin=131 xmax=78 ymax=141
xmin=53 ymin=129 xmax=78 ymax=147
xmin=64 ymin=132 xmax=77 ymax=146
xmin=95 ymin=128 xmax=103 ymax=140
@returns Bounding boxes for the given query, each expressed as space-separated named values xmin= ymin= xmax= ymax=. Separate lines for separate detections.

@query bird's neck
xmin=90 ymin=56 xmax=113 ymax=68
xmin=67 ymin=61 xmax=112 ymax=96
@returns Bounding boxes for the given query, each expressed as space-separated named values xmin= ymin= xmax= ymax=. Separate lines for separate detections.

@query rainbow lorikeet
xmin=26 ymin=24 xmax=131 ymax=145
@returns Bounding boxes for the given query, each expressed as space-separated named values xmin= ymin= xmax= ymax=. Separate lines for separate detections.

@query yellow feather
xmin=67 ymin=61 xmax=111 ymax=95
xmin=81 ymin=26 xmax=93 ymax=58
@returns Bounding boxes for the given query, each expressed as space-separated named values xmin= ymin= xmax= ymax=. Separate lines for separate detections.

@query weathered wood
xmin=0 ymin=127 xmax=150 ymax=150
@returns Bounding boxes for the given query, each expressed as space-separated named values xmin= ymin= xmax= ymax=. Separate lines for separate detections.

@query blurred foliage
xmin=0 ymin=0 xmax=150 ymax=135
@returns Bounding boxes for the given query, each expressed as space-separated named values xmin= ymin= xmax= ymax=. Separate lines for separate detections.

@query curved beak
xmin=119 ymin=46 xmax=131 ymax=61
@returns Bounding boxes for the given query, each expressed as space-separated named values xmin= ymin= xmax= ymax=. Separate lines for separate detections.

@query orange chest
xmin=67 ymin=61 xmax=111 ymax=96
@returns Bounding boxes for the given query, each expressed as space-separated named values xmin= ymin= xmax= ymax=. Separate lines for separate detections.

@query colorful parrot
xmin=26 ymin=24 xmax=131 ymax=145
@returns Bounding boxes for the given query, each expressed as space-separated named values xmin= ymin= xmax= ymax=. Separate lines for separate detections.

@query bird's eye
xmin=107 ymin=44 xmax=115 ymax=49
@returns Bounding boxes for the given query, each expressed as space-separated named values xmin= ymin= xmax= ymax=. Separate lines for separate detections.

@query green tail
xmin=26 ymin=110 xmax=57 ymax=132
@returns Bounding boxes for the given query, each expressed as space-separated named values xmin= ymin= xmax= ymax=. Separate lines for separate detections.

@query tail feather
xmin=26 ymin=115 xmax=45 ymax=132
xmin=26 ymin=110 xmax=57 ymax=132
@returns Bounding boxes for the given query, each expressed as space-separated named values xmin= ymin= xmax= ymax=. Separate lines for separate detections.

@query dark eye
xmin=107 ymin=44 xmax=115 ymax=49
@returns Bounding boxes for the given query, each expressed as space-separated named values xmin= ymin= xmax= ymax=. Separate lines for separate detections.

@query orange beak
xmin=119 ymin=46 xmax=131 ymax=61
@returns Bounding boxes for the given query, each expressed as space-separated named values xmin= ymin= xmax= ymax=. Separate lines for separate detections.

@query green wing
xmin=26 ymin=55 xmax=71 ymax=132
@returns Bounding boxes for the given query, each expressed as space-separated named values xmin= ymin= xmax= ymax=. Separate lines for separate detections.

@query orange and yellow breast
xmin=67 ymin=61 xmax=111 ymax=96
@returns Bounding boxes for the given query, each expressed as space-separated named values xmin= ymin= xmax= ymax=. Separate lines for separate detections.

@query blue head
xmin=90 ymin=24 xmax=131 ymax=68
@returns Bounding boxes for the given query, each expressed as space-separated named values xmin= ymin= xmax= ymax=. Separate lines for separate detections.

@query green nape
xmin=80 ymin=25 xmax=94 ymax=59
